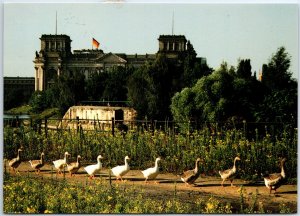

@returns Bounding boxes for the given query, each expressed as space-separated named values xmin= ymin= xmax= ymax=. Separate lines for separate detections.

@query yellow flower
xmin=237 ymin=186 xmax=247 ymax=194
xmin=44 ymin=210 xmax=53 ymax=214
xmin=206 ymin=202 xmax=214 ymax=211
xmin=26 ymin=207 xmax=36 ymax=213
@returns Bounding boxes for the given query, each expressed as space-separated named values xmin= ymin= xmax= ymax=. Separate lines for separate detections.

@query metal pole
xmin=112 ymin=117 xmax=115 ymax=137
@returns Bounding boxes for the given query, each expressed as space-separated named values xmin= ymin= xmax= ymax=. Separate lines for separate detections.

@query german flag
xmin=92 ymin=38 xmax=100 ymax=49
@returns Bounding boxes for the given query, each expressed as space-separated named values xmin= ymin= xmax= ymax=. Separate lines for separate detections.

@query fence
xmin=3 ymin=115 xmax=296 ymax=139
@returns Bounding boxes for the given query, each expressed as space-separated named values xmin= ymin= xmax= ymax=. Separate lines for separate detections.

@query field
xmin=3 ymin=122 xmax=298 ymax=213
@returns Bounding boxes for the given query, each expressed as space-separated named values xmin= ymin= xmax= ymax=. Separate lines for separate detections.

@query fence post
xmin=112 ymin=117 xmax=115 ymax=137
xmin=16 ymin=116 xmax=19 ymax=127
xmin=76 ymin=116 xmax=79 ymax=132
xmin=45 ymin=117 xmax=48 ymax=137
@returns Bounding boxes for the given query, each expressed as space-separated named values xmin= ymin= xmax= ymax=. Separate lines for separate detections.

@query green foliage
xmin=171 ymin=47 xmax=297 ymax=129
xmin=4 ymin=87 xmax=32 ymax=111
xmin=6 ymin=175 xmax=292 ymax=214
xmin=29 ymin=91 xmax=50 ymax=113
xmin=262 ymin=47 xmax=292 ymax=91
xmin=3 ymin=122 xmax=297 ymax=214
xmin=3 ymin=123 xmax=297 ymax=178
xmin=171 ymin=62 xmax=241 ymax=126
xmin=85 ymin=71 xmax=108 ymax=101
xmin=6 ymin=105 xmax=32 ymax=115
xmin=102 ymin=66 xmax=133 ymax=101
xmin=257 ymin=47 xmax=297 ymax=123
xmin=2 ymin=175 xmax=224 ymax=214
xmin=127 ymin=66 xmax=150 ymax=119
xmin=236 ymin=59 xmax=252 ymax=79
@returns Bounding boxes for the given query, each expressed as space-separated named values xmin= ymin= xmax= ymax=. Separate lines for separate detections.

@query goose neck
xmin=155 ymin=159 xmax=159 ymax=168
xmin=17 ymin=150 xmax=21 ymax=159
xmin=64 ymin=154 xmax=68 ymax=163
xmin=233 ymin=158 xmax=238 ymax=169
xmin=195 ymin=160 xmax=200 ymax=172
xmin=125 ymin=158 xmax=129 ymax=166
xmin=281 ymin=160 xmax=286 ymax=178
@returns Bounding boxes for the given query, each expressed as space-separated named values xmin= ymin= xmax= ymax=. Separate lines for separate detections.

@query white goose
xmin=53 ymin=152 xmax=70 ymax=174
xmin=9 ymin=148 xmax=23 ymax=173
xmin=219 ymin=156 xmax=241 ymax=187
xmin=84 ymin=155 xmax=104 ymax=179
xmin=141 ymin=157 xmax=161 ymax=183
xmin=29 ymin=152 xmax=45 ymax=174
xmin=180 ymin=158 xmax=202 ymax=186
xmin=111 ymin=156 xmax=130 ymax=182
xmin=263 ymin=158 xmax=287 ymax=194
xmin=67 ymin=155 xmax=82 ymax=177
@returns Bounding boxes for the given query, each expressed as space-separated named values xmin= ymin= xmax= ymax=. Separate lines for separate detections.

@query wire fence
xmin=3 ymin=115 xmax=296 ymax=139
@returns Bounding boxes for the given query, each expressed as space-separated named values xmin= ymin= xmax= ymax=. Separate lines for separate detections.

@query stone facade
xmin=60 ymin=105 xmax=137 ymax=130
xmin=33 ymin=34 xmax=206 ymax=91
xmin=4 ymin=77 xmax=35 ymax=110
xmin=4 ymin=77 xmax=35 ymax=93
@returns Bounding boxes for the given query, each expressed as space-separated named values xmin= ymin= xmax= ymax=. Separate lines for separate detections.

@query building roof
xmin=158 ymin=35 xmax=187 ymax=40
xmin=40 ymin=34 xmax=71 ymax=40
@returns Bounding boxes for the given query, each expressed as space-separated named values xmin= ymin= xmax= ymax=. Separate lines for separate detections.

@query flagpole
xmin=55 ymin=11 xmax=57 ymax=35
xmin=172 ymin=10 xmax=174 ymax=35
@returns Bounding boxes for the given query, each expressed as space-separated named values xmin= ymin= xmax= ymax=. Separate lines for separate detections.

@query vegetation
xmin=4 ymin=122 xmax=297 ymax=180
xmin=22 ymin=46 xmax=296 ymax=133
xmin=3 ymin=174 xmax=294 ymax=214
xmin=5 ymin=105 xmax=32 ymax=115
xmin=171 ymin=47 xmax=296 ymax=132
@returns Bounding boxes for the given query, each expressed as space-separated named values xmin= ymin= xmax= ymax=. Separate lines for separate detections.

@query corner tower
xmin=158 ymin=35 xmax=187 ymax=58
xmin=33 ymin=34 xmax=72 ymax=91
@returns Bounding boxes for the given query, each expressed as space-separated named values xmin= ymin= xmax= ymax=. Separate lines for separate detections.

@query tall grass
xmin=3 ymin=122 xmax=297 ymax=179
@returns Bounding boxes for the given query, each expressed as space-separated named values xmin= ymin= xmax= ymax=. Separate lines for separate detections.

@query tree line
xmin=27 ymin=45 xmax=297 ymax=128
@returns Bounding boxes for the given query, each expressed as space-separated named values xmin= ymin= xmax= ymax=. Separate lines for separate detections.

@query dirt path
xmin=5 ymin=162 xmax=297 ymax=213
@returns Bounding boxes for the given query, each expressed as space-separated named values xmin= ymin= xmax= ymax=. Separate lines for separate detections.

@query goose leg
xmin=230 ymin=179 xmax=233 ymax=187
xmin=221 ymin=179 xmax=225 ymax=187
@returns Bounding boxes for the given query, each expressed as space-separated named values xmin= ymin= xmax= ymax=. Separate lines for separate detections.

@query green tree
xmin=4 ymin=88 xmax=28 ymax=110
xmin=262 ymin=47 xmax=293 ymax=91
xmin=44 ymin=73 xmax=85 ymax=115
xmin=128 ymin=54 xmax=175 ymax=120
xmin=127 ymin=65 xmax=150 ymax=119
xmin=181 ymin=41 xmax=212 ymax=88
xmin=171 ymin=62 xmax=235 ymax=128
xmin=102 ymin=66 xmax=133 ymax=102
xmin=171 ymin=60 xmax=267 ymax=131
xmin=85 ymin=72 xmax=108 ymax=101
xmin=236 ymin=59 xmax=252 ymax=79
xmin=256 ymin=47 xmax=297 ymax=123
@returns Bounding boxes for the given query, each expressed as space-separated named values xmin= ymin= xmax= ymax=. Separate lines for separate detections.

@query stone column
xmin=34 ymin=67 xmax=39 ymax=91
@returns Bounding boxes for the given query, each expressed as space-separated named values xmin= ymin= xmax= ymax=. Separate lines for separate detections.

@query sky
xmin=2 ymin=2 xmax=299 ymax=79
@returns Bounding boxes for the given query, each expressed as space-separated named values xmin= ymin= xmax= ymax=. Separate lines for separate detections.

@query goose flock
xmin=7 ymin=149 xmax=287 ymax=194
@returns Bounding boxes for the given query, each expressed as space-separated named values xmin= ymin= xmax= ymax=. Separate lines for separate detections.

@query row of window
xmin=45 ymin=41 xmax=65 ymax=51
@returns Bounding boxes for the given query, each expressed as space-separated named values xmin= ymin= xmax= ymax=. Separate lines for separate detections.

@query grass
xmin=4 ymin=123 xmax=297 ymax=179
xmin=3 ymin=174 xmax=295 ymax=214
xmin=3 ymin=121 xmax=297 ymax=213
xmin=5 ymin=105 xmax=32 ymax=115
